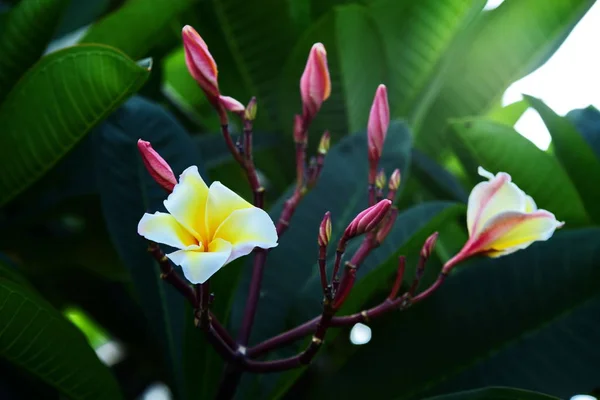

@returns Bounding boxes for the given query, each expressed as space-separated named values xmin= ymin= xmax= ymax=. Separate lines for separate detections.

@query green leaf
xmin=410 ymin=148 xmax=468 ymax=202
xmin=417 ymin=0 xmax=595 ymax=157
xmin=449 ymin=118 xmax=589 ymax=226
xmin=0 ymin=0 xmax=70 ymax=101
xmin=567 ymin=105 xmax=600 ymax=157
xmin=423 ymin=387 xmax=560 ymax=400
xmin=487 ymin=100 xmax=529 ymax=126
xmin=525 ymin=95 xmax=600 ymax=223
xmin=369 ymin=0 xmax=486 ymax=129
xmin=94 ymin=96 xmax=203 ymax=398
xmin=0 ymin=45 xmax=151 ymax=206
xmin=279 ymin=4 xmax=387 ymax=140
xmin=80 ymin=0 xmax=198 ymax=59
xmin=307 ymin=228 xmax=600 ymax=399
xmin=195 ymin=132 xmax=281 ymax=170
xmin=0 ymin=262 xmax=123 ymax=399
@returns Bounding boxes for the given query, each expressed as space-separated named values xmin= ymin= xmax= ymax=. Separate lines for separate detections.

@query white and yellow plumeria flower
xmin=444 ymin=167 xmax=564 ymax=271
xmin=138 ymin=166 xmax=278 ymax=284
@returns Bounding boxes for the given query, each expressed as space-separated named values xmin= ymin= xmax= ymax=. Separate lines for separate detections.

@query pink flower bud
xmin=368 ymin=84 xmax=389 ymax=179
xmin=388 ymin=169 xmax=401 ymax=191
xmin=344 ymin=199 xmax=392 ymax=240
xmin=300 ymin=43 xmax=331 ymax=122
xmin=137 ymin=139 xmax=177 ymax=192
xmin=318 ymin=211 xmax=332 ymax=247
xmin=219 ymin=95 xmax=245 ymax=115
xmin=182 ymin=25 xmax=219 ymax=100
xmin=420 ymin=232 xmax=439 ymax=259
xmin=375 ymin=207 xmax=398 ymax=244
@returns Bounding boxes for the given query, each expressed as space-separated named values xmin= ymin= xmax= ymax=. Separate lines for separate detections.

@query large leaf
xmin=525 ymin=95 xmax=600 ymax=223
xmin=369 ymin=0 xmax=486 ymax=130
xmin=0 ymin=0 xmax=69 ymax=101
xmin=0 ymin=45 xmax=151 ymax=206
xmin=307 ymin=228 xmax=600 ymax=399
xmin=423 ymin=387 xmax=560 ymax=400
xmin=279 ymin=4 xmax=387 ymax=140
xmin=80 ymin=0 xmax=198 ymax=59
xmin=567 ymin=105 xmax=600 ymax=157
xmin=449 ymin=118 xmax=589 ymax=226
xmin=410 ymin=148 xmax=468 ymax=202
xmin=417 ymin=0 xmax=595 ymax=157
xmin=0 ymin=262 xmax=123 ymax=399
xmin=94 ymin=96 xmax=203 ymax=398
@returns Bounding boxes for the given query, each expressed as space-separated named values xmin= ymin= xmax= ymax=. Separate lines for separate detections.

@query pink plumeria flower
xmin=138 ymin=166 xmax=278 ymax=284
xmin=300 ymin=43 xmax=331 ymax=122
xmin=443 ymin=167 xmax=564 ymax=273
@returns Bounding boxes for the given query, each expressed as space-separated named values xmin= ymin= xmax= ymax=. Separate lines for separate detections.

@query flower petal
xmin=525 ymin=194 xmax=537 ymax=212
xmin=167 ymin=238 xmax=232 ymax=284
xmin=137 ymin=212 xmax=198 ymax=249
xmin=205 ymin=182 xmax=253 ymax=238
xmin=164 ymin=166 xmax=209 ymax=241
xmin=467 ymin=171 xmax=526 ymax=236
xmin=214 ymin=207 xmax=278 ymax=262
xmin=468 ymin=210 xmax=563 ymax=256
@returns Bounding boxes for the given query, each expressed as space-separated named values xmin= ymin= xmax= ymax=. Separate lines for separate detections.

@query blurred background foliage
xmin=1 ymin=0 xmax=600 ymax=399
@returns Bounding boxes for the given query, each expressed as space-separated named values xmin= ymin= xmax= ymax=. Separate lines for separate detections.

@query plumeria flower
xmin=443 ymin=167 xmax=564 ymax=273
xmin=138 ymin=166 xmax=278 ymax=284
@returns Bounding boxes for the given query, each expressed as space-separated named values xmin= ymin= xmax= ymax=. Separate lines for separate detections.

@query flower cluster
xmin=133 ymin=24 xmax=564 ymax=395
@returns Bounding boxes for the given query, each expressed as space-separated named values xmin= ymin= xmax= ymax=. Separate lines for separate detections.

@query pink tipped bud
xmin=293 ymin=114 xmax=305 ymax=144
xmin=421 ymin=232 xmax=439 ymax=259
xmin=318 ymin=211 xmax=332 ymax=247
xmin=182 ymin=25 xmax=219 ymax=100
xmin=245 ymin=97 xmax=258 ymax=121
xmin=344 ymin=199 xmax=392 ymax=240
xmin=368 ymin=84 xmax=390 ymax=173
xmin=219 ymin=95 xmax=245 ymax=115
xmin=137 ymin=139 xmax=177 ymax=192
xmin=388 ymin=168 xmax=401 ymax=191
xmin=375 ymin=168 xmax=386 ymax=190
xmin=318 ymin=131 xmax=331 ymax=155
xmin=300 ymin=43 xmax=331 ymax=121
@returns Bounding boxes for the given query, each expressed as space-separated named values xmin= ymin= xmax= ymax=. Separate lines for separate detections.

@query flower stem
xmin=236 ymin=249 xmax=268 ymax=346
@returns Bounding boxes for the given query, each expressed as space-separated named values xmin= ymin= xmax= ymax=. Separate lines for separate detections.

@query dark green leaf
xmin=54 ymin=0 xmax=110 ymax=37
xmin=410 ymin=148 xmax=468 ymax=202
xmin=0 ymin=262 xmax=123 ymax=399
xmin=449 ymin=118 xmax=589 ymax=226
xmin=196 ymin=132 xmax=281 ymax=170
xmin=526 ymin=95 xmax=600 ymax=223
xmin=94 ymin=96 xmax=203 ymax=398
xmin=309 ymin=228 xmax=600 ymax=399
xmin=80 ymin=0 xmax=198 ymax=59
xmin=423 ymin=387 xmax=560 ymax=400
xmin=0 ymin=0 xmax=69 ymax=101
xmin=0 ymin=45 xmax=151 ymax=206
xmin=279 ymin=4 xmax=387 ymax=140
xmin=567 ymin=105 xmax=600 ymax=157
xmin=417 ymin=0 xmax=595 ymax=157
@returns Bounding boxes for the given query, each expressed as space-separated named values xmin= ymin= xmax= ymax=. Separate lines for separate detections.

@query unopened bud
xmin=375 ymin=169 xmax=386 ymax=190
xmin=300 ymin=43 xmax=331 ymax=121
xmin=318 ymin=211 xmax=332 ymax=247
xmin=219 ymin=95 xmax=245 ymax=115
xmin=421 ymin=232 xmax=439 ymax=259
xmin=182 ymin=25 xmax=219 ymax=101
xmin=344 ymin=199 xmax=392 ymax=240
xmin=245 ymin=97 xmax=257 ymax=121
xmin=367 ymin=84 xmax=389 ymax=178
xmin=388 ymin=169 xmax=401 ymax=191
xmin=318 ymin=131 xmax=330 ymax=154
xmin=137 ymin=139 xmax=177 ymax=192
